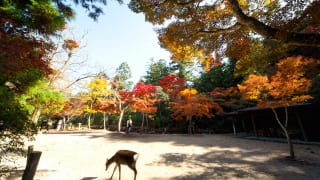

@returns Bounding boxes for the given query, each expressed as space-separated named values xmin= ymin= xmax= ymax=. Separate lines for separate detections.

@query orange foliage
xmin=238 ymin=74 xmax=270 ymax=101
xmin=170 ymin=88 xmax=222 ymax=121
xmin=238 ymin=56 xmax=319 ymax=106
xmin=63 ymin=39 xmax=79 ymax=51
xmin=269 ymin=56 xmax=317 ymax=103
xmin=209 ymin=87 xmax=243 ymax=111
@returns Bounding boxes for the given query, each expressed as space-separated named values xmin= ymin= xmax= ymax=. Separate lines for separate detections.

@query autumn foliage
xmin=131 ymin=82 xmax=158 ymax=118
xmin=238 ymin=56 xmax=319 ymax=106
xmin=169 ymin=88 xmax=222 ymax=122
xmin=238 ymin=56 xmax=319 ymax=159
xmin=0 ymin=34 xmax=53 ymax=77
xmin=159 ymin=74 xmax=185 ymax=100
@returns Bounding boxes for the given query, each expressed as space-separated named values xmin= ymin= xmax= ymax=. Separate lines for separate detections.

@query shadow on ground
xmin=146 ymin=150 xmax=320 ymax=180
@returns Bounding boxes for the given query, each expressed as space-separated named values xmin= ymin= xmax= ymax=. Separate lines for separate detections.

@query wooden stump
xmin=22 ymin=148 xmax=42 ymax=180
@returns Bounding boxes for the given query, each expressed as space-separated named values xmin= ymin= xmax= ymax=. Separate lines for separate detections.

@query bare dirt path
xmin=6 ymin=130 xmax=320 ymax=180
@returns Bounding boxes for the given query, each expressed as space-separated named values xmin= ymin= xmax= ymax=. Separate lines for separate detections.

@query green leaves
xmin=18 ymin=79 xmax=65 ymax=115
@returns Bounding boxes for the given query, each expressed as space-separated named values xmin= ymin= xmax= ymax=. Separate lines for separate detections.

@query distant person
xmin=40 ymin=120 xmax=49 ymax=131
xmin=56 ymin=119 xmax=63 ymax=131
xmin=126 ymin=117 xmax=133 ymax=134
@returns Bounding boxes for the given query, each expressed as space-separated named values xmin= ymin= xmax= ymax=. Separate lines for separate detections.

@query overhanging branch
xmin=227 ymin=0 xmax=320 ymax=47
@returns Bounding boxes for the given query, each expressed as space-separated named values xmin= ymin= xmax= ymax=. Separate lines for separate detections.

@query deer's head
xmin=105 ymin=158 xmax=110 ymax=170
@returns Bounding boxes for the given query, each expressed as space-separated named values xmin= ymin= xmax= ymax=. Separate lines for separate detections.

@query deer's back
xmin=115 ymin=150 xmax=139 ymax=165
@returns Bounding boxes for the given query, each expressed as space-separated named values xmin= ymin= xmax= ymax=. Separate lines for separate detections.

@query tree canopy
xmin=128 ymin=0 xmax=320 ymax=66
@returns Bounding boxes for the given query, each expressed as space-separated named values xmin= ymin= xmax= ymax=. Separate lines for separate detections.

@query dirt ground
xmin=4 ymin=130 xmax=320 ymax=180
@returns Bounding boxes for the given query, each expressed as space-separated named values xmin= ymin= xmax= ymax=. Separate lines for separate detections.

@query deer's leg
xmin=118 ymin=164 xmax=121 ymax=180
xmin=128 ymin=164 xmax=137 ymax=180
xmin=133 ymin=170 xmax=137 ymax=180
xmin=110 ymin=164 xmax=117 ymax=180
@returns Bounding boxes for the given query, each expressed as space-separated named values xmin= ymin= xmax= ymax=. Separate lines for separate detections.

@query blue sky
xmin=68 ymin=1 xmax=171 ymax=84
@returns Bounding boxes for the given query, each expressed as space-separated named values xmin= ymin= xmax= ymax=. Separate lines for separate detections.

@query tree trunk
xmin=271 ymin=108 xmax=295 ymax=159
xmin=118 ymin=110 xmax=125 ymax=132
xmin=146 ymin=112 xmax=149 ymax=129
xmin=227 ymin=0 xmax=320 ymax=47
xmin=62 ymin=116 xmax=66 ymax=130
xmin=88 ymin=113 xmax=91 ymax=129
xmin=31 ymin=107 xmax=42 ymax=125
xmin=103 ymin=112 xmax=108 ymax=130
xmin=141 ymin=112 xmax=145 ymax=130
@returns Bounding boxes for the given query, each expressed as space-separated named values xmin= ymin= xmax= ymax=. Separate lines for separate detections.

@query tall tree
xmin=129 ymin=0 xmax=320 ymax=67
xmin=131 ymin=82 xmax=159 ymax=129
xmin=0 ymin=0 xmax=120 ymax=173
xmin=114 ymin=62 xmax=133 ymax=90
xmin=194 ymin=60 xmax=243 ymax=92
xmin=142 ymin=59 xmax=171 ymax=85
xmin=0 ymin=0 xmax=63 ymax=167
xmin=111 ymin=62 xmax=133 ymax=132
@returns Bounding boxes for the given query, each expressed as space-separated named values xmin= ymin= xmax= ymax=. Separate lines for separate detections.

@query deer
xmin=105 ymin=150 xmax=139 ymax=180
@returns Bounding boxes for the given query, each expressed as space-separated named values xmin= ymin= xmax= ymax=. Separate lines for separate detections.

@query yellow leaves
xmin=263 ymin=0 xmax=272 ymax=6
xmin=263 ymin=0 xmax=276 ymax=7
xmin=179 ymin=88 xmax=198 ymax=97
xmin=168 ymin=42 xmax=198 ymax=62
xmin=88 ymin=77 xmax=111 ymax=97
xmin=160 ymin=34 xmax=216 ymax=69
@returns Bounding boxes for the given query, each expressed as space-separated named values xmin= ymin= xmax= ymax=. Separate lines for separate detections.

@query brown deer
xmin=105 ymin=150 xmax=139 ymax=180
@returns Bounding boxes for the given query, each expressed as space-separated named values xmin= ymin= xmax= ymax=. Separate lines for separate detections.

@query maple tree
xmin=238 ymin=56 xmax=319 ymax=159
xmin=209 ymin=87 xmax=248 ymax=112
xmin=159 ymin=74 xmax=186 ymax=101
xmin=131 ymin=82 xmax=159 ymax=129
xmin=129 ymin=0 xmax=320 ymax=67
xmin=107 ymin=62 xmax=134 ymax=132
xmin=113 ymin=89 xmax=133 ymax=132
xmin=170 ymin=88 xmax=222 ymax=134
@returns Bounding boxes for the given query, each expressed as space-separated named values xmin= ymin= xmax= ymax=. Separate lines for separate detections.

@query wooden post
xmin=22 ymin=151 xmax=42 ymax=180
xmin=26 ymin=145 xmax=34 ymax=164
xmin=295 ymin=112 xmax=308 ymax=141
xmin=251 ymin=114 xmax=257 ymax=137
xmin=232 ymin=119 xmax=237 ymax=135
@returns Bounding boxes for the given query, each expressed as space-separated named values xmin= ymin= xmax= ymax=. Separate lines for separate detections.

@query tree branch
xmin=227 ymin=0 xmax=320 ymax=47
xmin=197 ymin=22 xmax=243 ymax=35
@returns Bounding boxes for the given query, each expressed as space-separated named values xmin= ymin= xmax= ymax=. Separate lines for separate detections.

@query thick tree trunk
xmin=227 ymin=0 xmax=320 ymax=47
